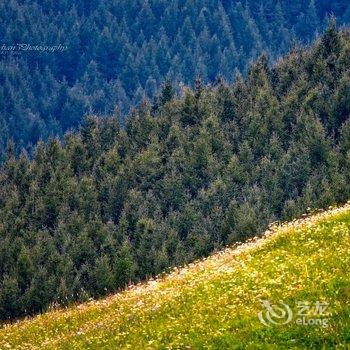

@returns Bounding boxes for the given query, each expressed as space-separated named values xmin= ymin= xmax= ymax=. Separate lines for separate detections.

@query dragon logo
xmin=258 ymin=300 xmax=293 ymax=326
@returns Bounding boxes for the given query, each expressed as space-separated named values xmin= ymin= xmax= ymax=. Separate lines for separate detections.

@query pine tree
xmin=114 ymin=240 xmax=135 ymax=288
xmin=160 ymin=80 xmax=175 ymax=106
xmin=92 ymin=255 xmax=114 ymax=295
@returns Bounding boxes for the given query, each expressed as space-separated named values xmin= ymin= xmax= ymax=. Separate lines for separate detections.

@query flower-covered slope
xmin=1 ymin=204 xmax=349 ymax=349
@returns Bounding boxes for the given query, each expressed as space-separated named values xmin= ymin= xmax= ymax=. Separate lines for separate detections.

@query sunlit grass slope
xmin=1 ymin=204 xmax=350 ymax=349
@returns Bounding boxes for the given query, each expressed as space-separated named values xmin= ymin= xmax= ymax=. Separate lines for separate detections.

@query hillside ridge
xmin=1 ymin=26 xmax=349 ymax=320
xmin=1 ymin=202 xmax=349 ymax=349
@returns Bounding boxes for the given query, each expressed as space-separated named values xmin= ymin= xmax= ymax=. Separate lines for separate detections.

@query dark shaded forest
xmin=0 ymin=24 xmax=349 ymax=320
xmin=1 ymin=0 xmax=350 ymax=159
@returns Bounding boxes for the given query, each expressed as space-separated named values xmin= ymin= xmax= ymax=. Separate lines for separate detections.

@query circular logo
xmin=258 ymin=300 xmax=293 ymax=326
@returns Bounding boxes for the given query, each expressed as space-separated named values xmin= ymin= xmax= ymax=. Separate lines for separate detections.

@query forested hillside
xmin=1 ymin=205 xmax=349 ymax=349
xmin=0 ymin=24 xmax=349 ymax=320
xmin=1 ymin=0 xmax=350 ymax=158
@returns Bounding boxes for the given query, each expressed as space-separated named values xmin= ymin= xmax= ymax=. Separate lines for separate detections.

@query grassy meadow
xmin=0 ymin=204 xmax=349 ymax=349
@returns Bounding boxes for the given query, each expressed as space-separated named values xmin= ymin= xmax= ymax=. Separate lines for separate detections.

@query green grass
xmin=1 ymin=204 xmax=350 ymax=349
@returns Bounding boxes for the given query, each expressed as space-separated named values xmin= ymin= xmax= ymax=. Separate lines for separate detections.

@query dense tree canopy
xmin=1 ymin=0 xmax=350 ymax=158
xmin=0 ymin=26 xmax=349 ymax=320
